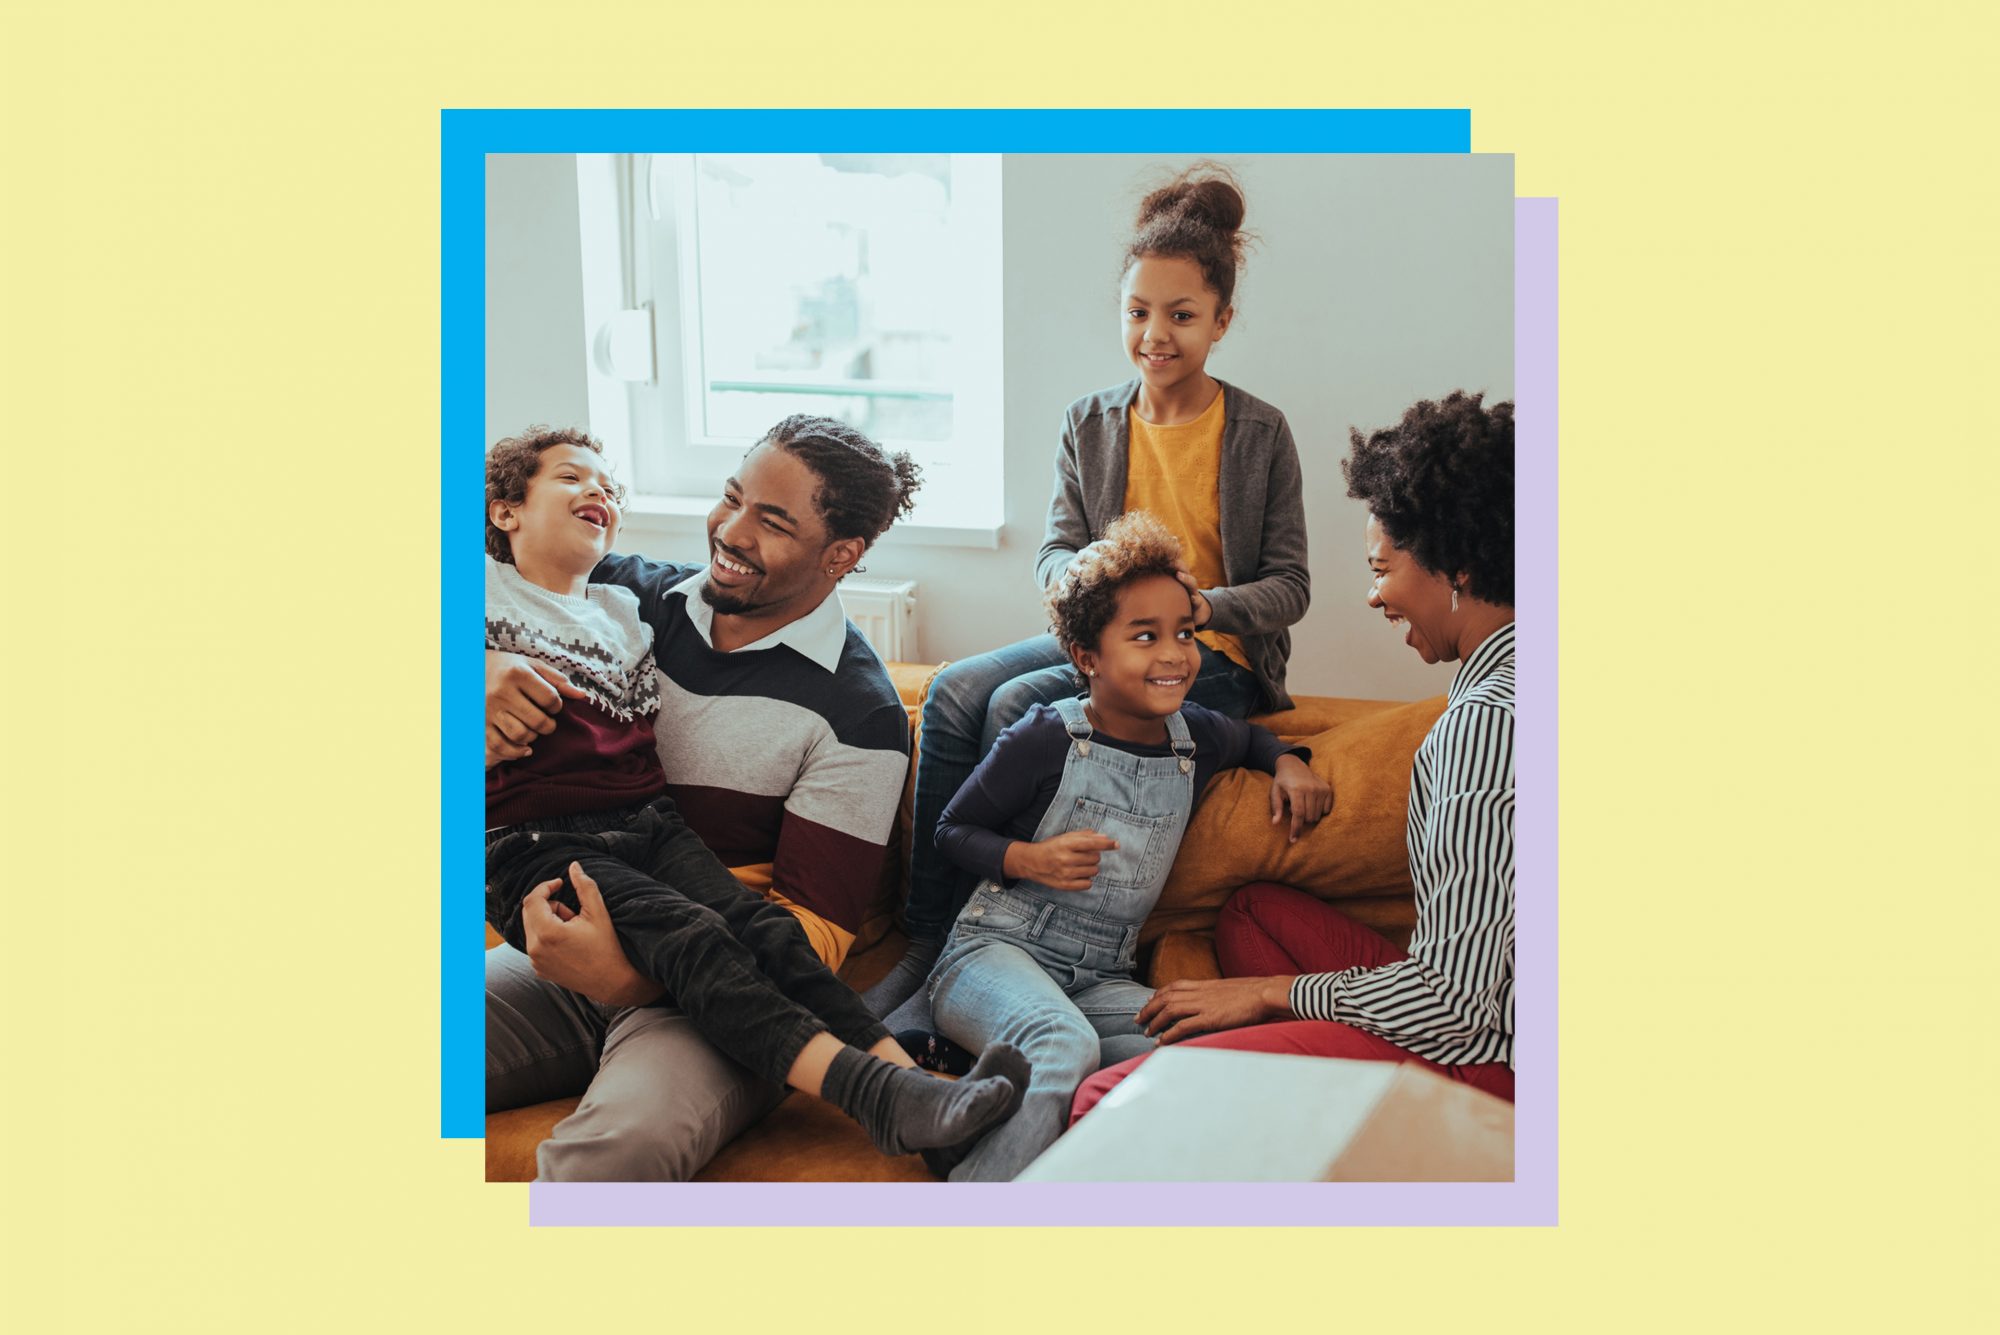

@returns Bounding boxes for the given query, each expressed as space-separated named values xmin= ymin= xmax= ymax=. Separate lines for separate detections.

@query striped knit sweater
xmin=591 ymin=554 xmax=913 ymax=962
xmin=1290 ymin=621 xmax=1516 ymax=1067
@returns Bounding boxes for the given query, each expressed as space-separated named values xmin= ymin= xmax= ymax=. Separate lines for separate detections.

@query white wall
xmin=860 ymin=153 xmax=1515 ymax=701
xmin=484 ymin=152 xmax=1513 ymax=702
xmin=486 ymin=155 xmax=589 ymax=443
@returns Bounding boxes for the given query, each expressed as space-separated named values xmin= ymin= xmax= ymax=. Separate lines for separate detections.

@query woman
xmin=1072 ymin=389 xmax=1517 ymax=1120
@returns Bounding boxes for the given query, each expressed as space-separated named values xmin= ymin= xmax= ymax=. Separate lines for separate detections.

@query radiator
xmin=838 ymin=576 xmax=919 ymax=662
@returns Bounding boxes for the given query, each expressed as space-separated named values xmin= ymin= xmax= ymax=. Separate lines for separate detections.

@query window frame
xmin=574 ymin=152 xmax=1004 ymax=545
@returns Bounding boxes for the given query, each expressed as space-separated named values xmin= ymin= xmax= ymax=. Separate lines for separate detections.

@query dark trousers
xmin=485 ymin=797 xmax=889 ymax=1085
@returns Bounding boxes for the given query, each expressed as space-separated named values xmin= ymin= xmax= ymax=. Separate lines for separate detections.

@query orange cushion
xmin=1142 ymin=694 xmax=1446 ymax=947
xmin=1147 ymin=929 xmax=1224 ymax=987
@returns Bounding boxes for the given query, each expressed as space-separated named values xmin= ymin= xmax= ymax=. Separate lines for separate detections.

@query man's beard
xmin=699 ymin=578 xmax=762 ymax=617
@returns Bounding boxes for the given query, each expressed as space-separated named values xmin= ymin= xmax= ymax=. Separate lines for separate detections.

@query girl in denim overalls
xmin=869 ymin=166 xmax=1312 ymax=1028
xmin=917 ymin=512 xmax=1331 ymax=1180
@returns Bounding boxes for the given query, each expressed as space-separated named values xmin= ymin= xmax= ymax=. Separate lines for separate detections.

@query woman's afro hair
xmin=1342 ymin=390 xmax=1514 ymax=606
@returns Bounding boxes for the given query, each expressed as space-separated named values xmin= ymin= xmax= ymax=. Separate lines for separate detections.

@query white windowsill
xmin=619 ymin=494 xmax=1003 ymax=550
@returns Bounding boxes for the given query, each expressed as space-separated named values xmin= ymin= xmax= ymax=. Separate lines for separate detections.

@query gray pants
xmin=485 ymin=944 xmax=784 ymax=1181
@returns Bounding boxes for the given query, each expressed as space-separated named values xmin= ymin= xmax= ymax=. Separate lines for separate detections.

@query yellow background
xmin=5 ymin=1 xmax=1992 ymax=1330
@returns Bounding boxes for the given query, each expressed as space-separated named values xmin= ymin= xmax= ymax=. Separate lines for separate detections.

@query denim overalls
xmin=926 ymin=695 xmax=1198 ymax=1180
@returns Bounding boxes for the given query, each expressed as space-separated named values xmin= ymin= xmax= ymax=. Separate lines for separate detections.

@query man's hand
xmin=487 ymin=650 xmax=587 ymax=766
xmin=1002 ymin=830 xmax=1120 ymax=891
xmin=521 ymin=862 xmax=665 ymax=1008
xmin=1268 ymin=754 xmax=1334 ymax=843
xmin=1171 ymin=566 xmax=1214 ymax=629
xmin=1136 ymin=975 xmax=1295 ymax=1044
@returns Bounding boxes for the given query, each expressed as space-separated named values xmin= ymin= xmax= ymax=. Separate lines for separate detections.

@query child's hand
xmin=1004 ymin=830 xmax=1120 ymax=891
xmin=1269 ymin=755 xmax=1333 ymax=843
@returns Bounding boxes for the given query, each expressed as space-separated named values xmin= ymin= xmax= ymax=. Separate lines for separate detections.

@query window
xmin=576 ymin=153 xmax=1004 ymax=540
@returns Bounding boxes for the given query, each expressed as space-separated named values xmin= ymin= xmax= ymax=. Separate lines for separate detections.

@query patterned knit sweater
xmin=485 ymin=557 xmax=667 ymax=829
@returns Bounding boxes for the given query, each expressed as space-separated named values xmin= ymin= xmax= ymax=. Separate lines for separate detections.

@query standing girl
xmin=869 ymin=165 xmax=1313 ymax=1017
xmin=915 ymin=512 xmax=1330 ymax=1180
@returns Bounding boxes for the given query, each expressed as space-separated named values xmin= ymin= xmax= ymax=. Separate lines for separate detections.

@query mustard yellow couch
xmin=483 ymin=663 xmax=1444 ymax=1181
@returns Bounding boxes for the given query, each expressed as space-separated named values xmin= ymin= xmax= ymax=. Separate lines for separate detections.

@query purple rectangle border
xmin=523 ymin=194 xmax=1560 ymax=1228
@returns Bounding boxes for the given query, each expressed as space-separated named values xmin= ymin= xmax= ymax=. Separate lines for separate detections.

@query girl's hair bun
xmin=1125 ymin=162 xmax=1253 ymax=310
xmin=1136 ymin=167 xmax=1247 ymax=236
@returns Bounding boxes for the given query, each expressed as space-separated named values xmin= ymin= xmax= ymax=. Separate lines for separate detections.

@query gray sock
xmin=920 ymin=1042 xmax=1033 ymax=1179
xmin=821 ymin=1042 xmax=1024 ymax=1158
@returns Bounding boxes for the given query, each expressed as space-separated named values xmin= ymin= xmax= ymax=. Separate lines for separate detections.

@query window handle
xmin=591 ymin=306 xmax=656 ymax=384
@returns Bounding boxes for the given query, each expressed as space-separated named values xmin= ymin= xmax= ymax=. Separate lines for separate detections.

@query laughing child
xmin=908 ymin=510 xmax=1331 ymax=1179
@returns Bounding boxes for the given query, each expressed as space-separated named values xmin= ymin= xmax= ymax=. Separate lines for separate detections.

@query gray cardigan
xmin=1034 ymin=378 xmax=1310 ymax=712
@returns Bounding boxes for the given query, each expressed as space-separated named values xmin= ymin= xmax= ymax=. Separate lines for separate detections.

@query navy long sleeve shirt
xmin=935 ymin=701 xmax=1308 ymax=886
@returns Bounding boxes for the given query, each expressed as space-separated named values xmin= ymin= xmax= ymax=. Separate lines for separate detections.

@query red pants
xmin=1071 ymin=883 xmax=1513 ymax=1125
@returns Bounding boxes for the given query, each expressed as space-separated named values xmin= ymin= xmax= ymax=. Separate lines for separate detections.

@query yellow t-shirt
xmin=1121 ymin=392 xmax=1252 ymax=673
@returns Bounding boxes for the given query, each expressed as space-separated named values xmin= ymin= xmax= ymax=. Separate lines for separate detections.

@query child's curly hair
xmin=485 ymin=426 xmax=625 ymax=564
xmin=1046 ymin=510 xmax=1188 ymax=655
xmin=1342 ymin=391 xmax=1514 ymax=605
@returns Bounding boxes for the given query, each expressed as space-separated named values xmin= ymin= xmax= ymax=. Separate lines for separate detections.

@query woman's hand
xmin=1136 ymin=976 xmax=1295 ymax=1044
xmin=1269 ymin=754 xmax=1334 ymax=843
xmin=487 ymin=650 xmax=587 ymax=766
xmin=1003 ymin=830 xmax=1120 ymax=891
xmin=521 ymin=862 xmax=665 ymax=1008
xmin=1172 ymin=566 xmax=1214 ymax=629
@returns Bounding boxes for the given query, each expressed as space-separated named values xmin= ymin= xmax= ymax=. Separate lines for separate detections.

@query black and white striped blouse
xmin=1290 ymin=621 xmax=1516 ymax=1068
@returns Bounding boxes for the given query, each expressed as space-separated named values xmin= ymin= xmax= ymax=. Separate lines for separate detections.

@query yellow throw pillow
xmin=1142 ymin=695 xmax=1447 ymax=947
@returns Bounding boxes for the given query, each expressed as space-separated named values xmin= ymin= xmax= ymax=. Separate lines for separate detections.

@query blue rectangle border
xmin=442 ymin=108 xmax=1475 ymax=1143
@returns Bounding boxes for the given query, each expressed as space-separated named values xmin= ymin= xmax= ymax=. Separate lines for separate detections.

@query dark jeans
xmin=485 ymin=797 xmax=889 ymax=1086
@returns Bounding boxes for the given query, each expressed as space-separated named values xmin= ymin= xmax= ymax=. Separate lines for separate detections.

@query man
xmin=484 ymin=414 xmax=927 ymax=1181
